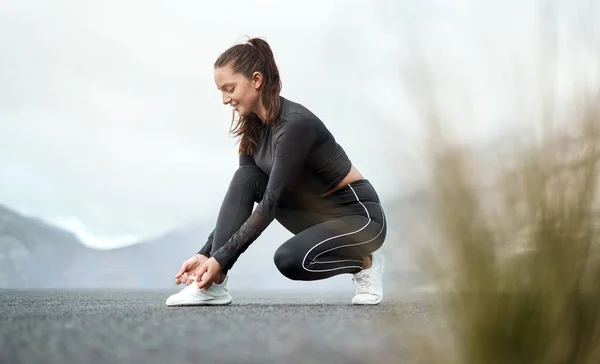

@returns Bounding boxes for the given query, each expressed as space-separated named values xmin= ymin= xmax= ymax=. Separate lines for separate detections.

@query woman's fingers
xmin=185 ymin=274 xmax=197 ymax=286
xmin=195 ymin=265 xmax=210 ymax=289
xmin=194 ymin=264 xmax=207 ymax=281
xmin=174 ymin=262 xmax=189 ymax=284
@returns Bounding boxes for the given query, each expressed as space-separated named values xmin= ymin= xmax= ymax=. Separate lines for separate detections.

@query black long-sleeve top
xmin=199 ymin=96 xmax=353 ymax=270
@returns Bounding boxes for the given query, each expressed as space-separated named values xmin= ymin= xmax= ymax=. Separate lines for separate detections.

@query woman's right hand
xmin=175 ymin=254 xmax=209 ymax=285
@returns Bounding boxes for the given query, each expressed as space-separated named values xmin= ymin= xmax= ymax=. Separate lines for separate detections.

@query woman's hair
xmin=214 ymin=37 xmax=282 ymax=156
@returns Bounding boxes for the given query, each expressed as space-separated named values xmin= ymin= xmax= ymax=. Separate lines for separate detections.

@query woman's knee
xmin=232 ymin=164 xmax=266 ymax=182
xmin=227 ymin=165 xmax=268 ymax=198
xmin=273 ymin=245 xmax=304 ymax=281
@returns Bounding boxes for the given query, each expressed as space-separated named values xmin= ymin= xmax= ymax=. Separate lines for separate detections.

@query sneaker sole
xmin=351 ymin=299 xmax=382 ymax=305
xmin=166 ymin=296 xmax=233 ymax=307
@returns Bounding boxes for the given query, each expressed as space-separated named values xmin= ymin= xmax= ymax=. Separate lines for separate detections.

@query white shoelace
xmin=353 ymin=273 xmax=374 ymax=294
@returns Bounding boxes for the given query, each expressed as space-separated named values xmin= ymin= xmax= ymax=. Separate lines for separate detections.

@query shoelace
xmin=179 ymin=276 xmax=201 ymax=292
xmin=352 ymin=274 xmax=374 ymax=294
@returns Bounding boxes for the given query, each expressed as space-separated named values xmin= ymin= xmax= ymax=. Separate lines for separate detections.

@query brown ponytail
xmin=214 ymin=37 xmax=282 ymax=156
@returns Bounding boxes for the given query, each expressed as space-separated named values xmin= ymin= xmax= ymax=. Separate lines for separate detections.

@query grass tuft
xmin=408 ymin=89 xmax=600 ymax=364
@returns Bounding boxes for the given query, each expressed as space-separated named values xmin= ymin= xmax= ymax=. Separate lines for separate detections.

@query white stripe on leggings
xmin=301 ymin=184 xmax=386 ymax=273
xmin=312 ymin=259 xmax=364 ymax=264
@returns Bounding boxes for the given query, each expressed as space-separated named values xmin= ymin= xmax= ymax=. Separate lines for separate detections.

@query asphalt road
xmin=1 ymin=289 xmax=438 ymax=364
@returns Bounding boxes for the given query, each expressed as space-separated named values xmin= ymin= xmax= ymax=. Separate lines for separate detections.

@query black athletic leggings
xmin=208 ymin=164 xmax=387 ymax=281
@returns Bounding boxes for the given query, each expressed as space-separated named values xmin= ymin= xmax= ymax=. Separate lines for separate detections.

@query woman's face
xmin=214 ymin=64 xmax=262 ymax=117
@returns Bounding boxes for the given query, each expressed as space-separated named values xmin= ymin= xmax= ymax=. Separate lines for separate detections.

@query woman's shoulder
xmin=275 ymin=96 xmax=330 ymax=141
xmin=278 ymin=96 xmax=322 ymax=127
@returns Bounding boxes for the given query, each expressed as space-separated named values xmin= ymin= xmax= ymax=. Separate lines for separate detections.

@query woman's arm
xmin=211 ymin=113 xmax=317 ymax=270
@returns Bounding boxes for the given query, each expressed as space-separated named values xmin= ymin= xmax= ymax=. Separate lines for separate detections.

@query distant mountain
xmin=0 ymin=204 xmax=210 ymax=289
xmin=0 ymin=195 xmax=429 ymax=292
xmin=0 ymin=204 xmax=90 ymax=288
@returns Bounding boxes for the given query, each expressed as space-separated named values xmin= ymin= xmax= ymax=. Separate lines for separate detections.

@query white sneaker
xmin=166 ymin=276 xmax=232 ymax=306
xmin=351 ymin=252 xmax=384 ymax=305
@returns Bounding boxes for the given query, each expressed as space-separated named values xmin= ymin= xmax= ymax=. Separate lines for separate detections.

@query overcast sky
xmin=1 ymin=0 xmax=598 ymax=249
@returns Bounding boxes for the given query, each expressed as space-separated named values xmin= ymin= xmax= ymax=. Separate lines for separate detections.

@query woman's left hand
xmin=195 ymin=257 xmax=222 ymax=290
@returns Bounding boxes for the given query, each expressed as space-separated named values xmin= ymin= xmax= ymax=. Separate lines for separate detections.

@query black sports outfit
xmin=198 ymin=96 xmax=387 ymax=280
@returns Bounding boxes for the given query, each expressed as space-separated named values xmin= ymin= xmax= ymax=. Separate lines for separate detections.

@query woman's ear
xmin=252 ymin=71 xmax=263 ymax=90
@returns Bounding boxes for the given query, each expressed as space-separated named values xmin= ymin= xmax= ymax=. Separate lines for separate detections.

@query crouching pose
xmin=167 ymin=37 xmax=387 ymax=306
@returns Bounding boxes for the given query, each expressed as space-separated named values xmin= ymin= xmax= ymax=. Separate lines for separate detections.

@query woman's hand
xmin=175 ymin=254 xmax=209 ymax=285
xmin=194 ymin=257 xmax=223 ymax=290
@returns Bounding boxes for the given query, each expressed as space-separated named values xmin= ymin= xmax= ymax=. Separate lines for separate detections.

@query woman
xmin=167 ymin=37 xmax=387 ymax=306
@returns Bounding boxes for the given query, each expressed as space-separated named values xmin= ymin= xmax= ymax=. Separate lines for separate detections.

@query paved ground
xmin=1 ymin=289 xmax=439 ymax=364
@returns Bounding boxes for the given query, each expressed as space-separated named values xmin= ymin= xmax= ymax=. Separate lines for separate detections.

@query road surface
xmin=1 ymin=289 xmax=438 ymax=364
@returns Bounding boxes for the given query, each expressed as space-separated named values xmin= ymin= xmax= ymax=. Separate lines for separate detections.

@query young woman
xmin=167 ymin=37 xmax=387 ymax=306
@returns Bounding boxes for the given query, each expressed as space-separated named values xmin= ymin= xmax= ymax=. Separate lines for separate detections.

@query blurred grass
xmin=404 ymin=88 xmax=600 ymax=364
